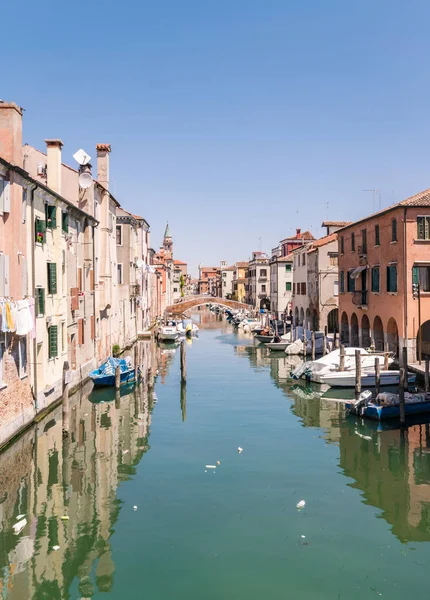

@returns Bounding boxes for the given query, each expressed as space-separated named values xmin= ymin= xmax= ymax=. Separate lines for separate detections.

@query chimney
xmin=296 ymin=228 xmax=301 ymax=237
xmin=45 ymin=139 xmax=63 ymax=193
xmin=0 ymin=101 xmax=23 ymax=166
xmin=96 ymin=143 xmax=111 ymax=190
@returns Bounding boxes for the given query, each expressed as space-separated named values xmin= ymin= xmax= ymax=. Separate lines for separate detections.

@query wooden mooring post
xmin=399 ymin=368 xmax=406 ymax=426
xmin=323 ymin=326 xmax=327 ymax=356
xmin=334 ymin=329 xmax=339 ymax=349
xmin=302 ymin=334 xmax=307 ymax=358
xmin=375 ymin=357 xmax=381 ymax=397
xmin=402 ymin=347 xmax=408 ymax=390
xmin=311 ymin=331 xmax=316 ymax=361
xmin=355 ymin=349 xmax=362 ymax=397
xmin=384 ymin=342 xmax=389 ymax=371
xmin=180 ymin=340 xmax=187 ymax=383
xmin=134 ymin=344 xmax=139 ymax=383
xmin=425 ymin=359 xmax=429 ymax=392
xmin=62 ymin=361 xmax=70 ymax=438
xmin=115 ymin=365 xmax=121 ymax=390
xmin=339 ymin=345 xmax=345 ymax=372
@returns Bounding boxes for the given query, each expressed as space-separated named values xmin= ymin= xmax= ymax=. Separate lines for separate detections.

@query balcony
xmin=258 ymin=276 xmax=268 ymax=283
xmin=352 ymin=290 xmax=368 ymax=307
xmin=130 ymin=283 xmax=141 ymax=297
xmin=258 ymin=292 xmax=269 ymax=298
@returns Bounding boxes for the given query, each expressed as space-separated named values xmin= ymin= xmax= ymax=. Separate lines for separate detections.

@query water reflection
xmin=0 ymin=339 xmax=163 ymax=599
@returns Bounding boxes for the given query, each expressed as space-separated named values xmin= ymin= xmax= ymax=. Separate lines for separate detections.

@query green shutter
xmin=372 ymin=268 xmax=379 ymax=293
xmin=286 ymin=282 xmax=292 ymax=291
xmin=62 ymin=211 xmax=68 ymax=233
xmin=36 ymin=288 xmax=45 ymax=316
xmin=418 ymin=217 xmax=424 ymax=240
xmin=35 ymin=218 xmax=46 ymax=243
xmin=49 ymin=325 xmax=58 ymax=358
xmin=46 ymin=205 xmax=57 ymax=229
xmin=47 ymin=263 xmax=57 ymax=294
xmin=413 ymin=266 xmax=419 ymax=286
xmin=340 ymin=271 xmax=344 ymax=293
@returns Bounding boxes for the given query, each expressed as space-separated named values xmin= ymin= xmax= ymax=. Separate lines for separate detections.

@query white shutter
xmin=2 ymin=182 xmax=10 ymax=213
xmin=22 ymin=255 xmax=27 ymax=297
xmin=334 ymin=280 xmax=339 ymax=296
xmin=4 ymin=255 xmax=10 ymax=297
xmin=0 ymin=180 xmax=4 ymax=216
xmin=22 ymin=188 xmax=27 ymax=223
xmin=0 ymin=255 xmax=4 ymax=297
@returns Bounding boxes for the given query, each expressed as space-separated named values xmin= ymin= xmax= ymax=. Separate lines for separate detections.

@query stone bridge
xmin=165 ymin=296 xmax=253 ymax=316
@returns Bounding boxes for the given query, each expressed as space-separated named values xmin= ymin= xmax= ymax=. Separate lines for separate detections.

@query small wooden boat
xmin=89 ymin=357 xmax=137 ymax=387
xmin=320 ymin=370 xmax=416 ymax=388
xmin=266 ymin=341 xmax=290 ymax=351
xmin=254 ymin=334 xmax=274 ymax=344
xmin=347 ymin=391 xmax=430 ymax=421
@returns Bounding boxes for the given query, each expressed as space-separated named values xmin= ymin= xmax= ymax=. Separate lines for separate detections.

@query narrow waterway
xmin=1 ymin=311 xmax=430 ymax=599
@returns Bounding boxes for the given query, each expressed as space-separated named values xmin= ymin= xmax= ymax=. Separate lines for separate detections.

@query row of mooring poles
xmin=292 ymin=325 xmax=340 ymax=358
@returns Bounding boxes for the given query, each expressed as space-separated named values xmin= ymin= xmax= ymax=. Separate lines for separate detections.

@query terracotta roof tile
xmin=307 ymin=233 xmax=337 ymax=252
xmin=321 ymin=221 xmax=352 ymax=227
xmin=236 ymin=261 xmax=249 ymax=267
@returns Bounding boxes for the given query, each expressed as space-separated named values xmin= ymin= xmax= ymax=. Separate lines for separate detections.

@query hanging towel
xmin=16 ymin=299 xmax=33 ymax=336
xmin=5 ymin=302 xmax=15 ymax=331
xmin=9 ymin=302 xmax=17 ymax=332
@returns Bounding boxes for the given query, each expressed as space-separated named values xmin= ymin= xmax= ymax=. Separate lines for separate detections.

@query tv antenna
xmin=73 ymin=148 xmax=93 ymax=189
xmin=363 ymin=189 xmax=381 ymax=212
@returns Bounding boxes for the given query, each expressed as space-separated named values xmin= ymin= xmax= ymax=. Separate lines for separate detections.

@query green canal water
xmin=1 ymin=312 xmax=430 ymax=599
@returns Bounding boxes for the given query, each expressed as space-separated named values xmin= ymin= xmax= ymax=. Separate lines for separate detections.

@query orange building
xmin=198 ymin=265 xmax=219 ymax=296
xmin=337 ymin=189 xmax=430 ymax=362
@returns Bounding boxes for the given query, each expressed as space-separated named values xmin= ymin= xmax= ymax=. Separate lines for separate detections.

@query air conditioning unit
xmin=37 ymin=163 xmax=47 ymax=177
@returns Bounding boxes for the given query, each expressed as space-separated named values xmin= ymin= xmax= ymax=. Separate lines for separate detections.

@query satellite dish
xmin=73 ymin=148 xmax=92 ymax=166
xmin=78 ymin=170 xmax=93 ymax=189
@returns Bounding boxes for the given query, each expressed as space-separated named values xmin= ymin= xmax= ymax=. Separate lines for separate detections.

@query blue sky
xmin=4 ymin=0 xmax=430 ymax=275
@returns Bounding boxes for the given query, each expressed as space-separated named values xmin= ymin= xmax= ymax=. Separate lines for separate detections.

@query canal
xmin=1 ymin=311 xmax=430 ymax=599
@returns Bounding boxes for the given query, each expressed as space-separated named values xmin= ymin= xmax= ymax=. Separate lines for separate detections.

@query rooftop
xmin=280 ymin=229 xmax=315 ymax=242
xmin=174 ymin=259 xmax=187 ymax=265
xmin=307 ymin=233 xmax=338 ymax=253
xmin=321 ymin=221 xmax=352 ymax=228
xmin=337 ymin=188 xmax=430 ymax=231
xmin=236 ymin=261 xmax=249 ymax=268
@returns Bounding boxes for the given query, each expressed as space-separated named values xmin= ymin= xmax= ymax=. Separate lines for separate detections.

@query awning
xmin=350 ymin=265 xmax=368 ymax=279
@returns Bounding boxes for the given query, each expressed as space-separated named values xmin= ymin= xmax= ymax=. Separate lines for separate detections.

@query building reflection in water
xmin=239 ymin=333 xmax=430 ymax=544
xmin=0 ymin=339 xmax=165 ymax=599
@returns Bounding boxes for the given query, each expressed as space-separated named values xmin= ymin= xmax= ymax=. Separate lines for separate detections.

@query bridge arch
xmin=166 ymin=295 xmax=254 ymax=316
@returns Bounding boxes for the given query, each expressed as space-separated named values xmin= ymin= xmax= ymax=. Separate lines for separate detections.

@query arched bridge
xmin=166 ymin=296 xmax=253 ymax=316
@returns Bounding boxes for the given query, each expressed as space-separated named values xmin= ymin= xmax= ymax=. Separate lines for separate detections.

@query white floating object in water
xmin=238 ymin=447 xmax=243 ymax=454
xmin=16 ymin=514 xmax=25 ymax=520
xmin=52 ymin=545 xmax=60 ymax=551
xmin=296 ymin=500 xmax=306 ymax=509
xmin=206 ymin=465 xmax=217 ymax=469
xmin=301 ymin=535 xmax=306 ymax=539
xmin=216 ymin=460 xmax=221 ymax=465
xmin=13 ymin=518 xmax=27 ymax=535
xmin=133 ymin=505 xmax=138 ymax=511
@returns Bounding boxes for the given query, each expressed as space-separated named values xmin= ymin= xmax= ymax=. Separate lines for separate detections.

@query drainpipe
xmin=403 ymin=207 xmax=408 ymax=364
xmin=30 ymin=184 xmax=38 ymax=409
xmin=92 ymin=224 xmax=97 ymax=362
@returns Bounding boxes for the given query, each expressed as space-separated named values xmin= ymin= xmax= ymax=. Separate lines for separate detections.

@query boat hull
xmin=91 ymin=369 xmax=137 ymax=387
xmin=320 ymin=371 xmax=416 ymax=388
xmin=347 ymin=400 xmax=430 ymax=421
xmin=266 ymin=342 xmax=289 ymax=351
xmin=158 ymin=332 xmax=179 ymax=341
xmin=254 ymin=335 xmax=273 ymax=344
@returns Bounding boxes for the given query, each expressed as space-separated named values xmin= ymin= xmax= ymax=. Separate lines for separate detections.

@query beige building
xmin=292 ymin=242 xmax=313 ymax=327
xmin=220 ymin=261 xmax=235 ymax=298
xmin=307 ymin=233 xmax=339 ymax=333
xmin=246 ymin=252 xmax=270 ymax=309
xmin=270 ymin=247 xmax=293 ymax=319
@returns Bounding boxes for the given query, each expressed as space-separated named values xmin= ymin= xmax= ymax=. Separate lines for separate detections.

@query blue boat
xmin=346 ymin=392 xmax=430 ymax=421
xmin=89 ymin=357 xmax=138 ymax=387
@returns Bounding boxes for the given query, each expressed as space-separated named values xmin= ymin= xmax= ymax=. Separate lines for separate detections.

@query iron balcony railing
xmin=352 ymin=290 xmax=368 ymax=306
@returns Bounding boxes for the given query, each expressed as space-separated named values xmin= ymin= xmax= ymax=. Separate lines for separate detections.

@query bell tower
xmin=163 ymin=222 xmax=173 ymax=254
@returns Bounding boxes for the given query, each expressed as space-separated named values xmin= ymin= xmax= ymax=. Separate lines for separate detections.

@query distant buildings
xmin=270 ymin=247 xmax=293 ymax=319
xmin=246 ymin=252 xmax=270 ymax=309
xmin=232 ymin=262 xmax=248 ymax=303
xmin=198 ymin=265 xmax=219 ymax=295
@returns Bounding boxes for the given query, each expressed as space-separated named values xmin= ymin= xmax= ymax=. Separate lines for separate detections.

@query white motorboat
xmin=265 ymin=333 xmax=292 ymax=351
xmin=177 ymin=319 xmax=199 ymax=336
xmin=254 ymin=333 xmax=275 ymax=344
xmin=320 ymin=370 xmax=416 ymax=388
xmin=158 ymin=321 xmax=180 ymax=342
xmin=292 ymin=347 xmax=394 ymax=383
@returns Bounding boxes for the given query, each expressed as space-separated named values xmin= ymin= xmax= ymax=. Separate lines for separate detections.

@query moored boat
xmin=89 ymin=357 xmax=137 ymax=387
xmin=158 ymin=321 xmax=180 ymax=342
xmin=320 ymin=370 xmax=416 ymax=388
xmin=347 ymin=391 xmax=430 ymax=421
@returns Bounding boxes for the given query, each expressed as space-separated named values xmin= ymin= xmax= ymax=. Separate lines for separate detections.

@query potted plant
xmin=37 ymin=232 xmax=44 ymax=244
xmin=112 ymin=344 xmax=120 ymax=357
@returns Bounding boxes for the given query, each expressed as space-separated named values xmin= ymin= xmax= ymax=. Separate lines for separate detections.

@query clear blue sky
xmin=4 ymin=0 xmax=430 ymax=275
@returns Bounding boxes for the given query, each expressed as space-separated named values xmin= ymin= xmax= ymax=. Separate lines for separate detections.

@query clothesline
xmin=0 ymin=298 xmax=35 ymax=338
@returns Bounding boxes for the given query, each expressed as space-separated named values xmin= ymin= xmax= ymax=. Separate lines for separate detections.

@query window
xmin=375 ymin=224 xmax=380 ymax=246
xmin=116 ymin=225 xmax=122 ymax=245
xmin=285 ymin=264 xmax=292 ymax=272
xmin=301 ymin=282 xmax=306 ymax=295
xmin=260 ymin=269 xmax=267 ymax=277
xmin=261 ymin=284 xmax=266 ymax=293
xmin=302 ymin=254 xmax=306 ymax=266
xmin=351 ymin=233 xmax=355 ymax=252
xmin=347 ymin=271 xmax=355 ymax=292
xmin=48 ymin=325 xmax=58 ymax=359
xmin=47 ymin=263 xmax=57 ymax=295
xmin=334 ymin=280 xmax=339 ymax=296
xmin=340 ymin=271 xmax=345 ymax=293
xmin=223 ymin=281 xmax=226 ymax=287
xmin=78 ymin=318 xmax=84 ymax=345
xmin=391 ymin=219 xmax=397 ymax=242
xmin=18 ymin=337 xmax=27 ymax=378
xmin=22 ymin=188 xmax=27 ymax=224
xmin=62 ymin=211 xmax=69 ymax=233
xmin=222 ymin=272 xmax=226 ymax=277
xmin=387 ymin=264 xmax=398 ymax=292
xmin=35 ymin=287 xmax=45 ymax=316
xmin=77 ymin=267 xmax=83 ymax=293
xmin=35 ymin=217 xmax=46 ymax=244
xmin=45 ymin=204 xmax=57 ymax=229
xmin=340 ymin=236 xmax=344 ymax=254
xmin=173 ymin=287 xmax=178 ymax=292
xmin=417 ymin=216 xmax=430 ymax=240
xmin=361 ymin=229 xmax=367 ymax=254
xmin=296 ymin=283 xmax=300 ymax=295
xmin=371 ymin=267 xmax=380 ymax=293
xmin=292 ymin=282 xmax=295 ymax=295
xmin=0 ymin=254 xmax=10 ymax=297
xmin=117 ymin=264 xmax=123 ymax=284
xmin=0 ymin=179 xmax=11 ymax=214
xmin=286 ymin=282 xmax=292 ymax=291
xmin=414 ymin=266 xmax=430 ymax=292
xmin=61 ymin=322 xmax=66 ymax=353
xmin=329 ymin=253 xmax=338 ymax=266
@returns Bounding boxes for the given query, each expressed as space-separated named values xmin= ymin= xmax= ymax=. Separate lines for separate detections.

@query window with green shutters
xmin=375 ymin=224 xmax=380 ymax=246
xmin=45 ymin=204 xmax=57 ymax=229
xmin=340 ymin=271 xmax=345 ymax=293
xmin=285 ymin=264 xmax=292 ymax=272
xmin=35 ymin=217 xmax=46 ymax=244
xmin=391 ymin=218 xmax=397 ymax=242
xmin=286 ymin=282 xmax=292 ymax=291
xmin=351 ymin=232 xmax=355 ymax=252
xmin=387 ymin=264 xmax=398 ymax=292
xmin=371 ymin=267 xmax=380 ymax=292
xmin=35 ymin=288 xmax=45 ymax=316
xmin=47 ymin=263 xmax=57 ymax=294
xmin=417 ymin=216 xmax=430 ymax=240
xmin=48 ymin=325 xmax=58 ymax=359
xmin=347 ymin=270 xmax=355 ymax=292
xmin=62 ymin=211 xmax=69 ymax=233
